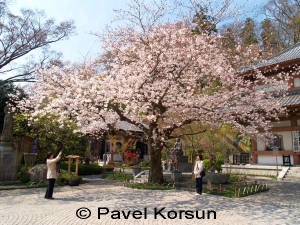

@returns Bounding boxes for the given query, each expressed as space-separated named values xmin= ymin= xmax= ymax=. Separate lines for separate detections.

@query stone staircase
xmin=283 ymin=167 xmax=300 ymax=182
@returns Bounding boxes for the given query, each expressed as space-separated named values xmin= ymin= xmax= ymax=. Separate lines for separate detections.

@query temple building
xmin=242 ymin=43 xmax=300 ymax=166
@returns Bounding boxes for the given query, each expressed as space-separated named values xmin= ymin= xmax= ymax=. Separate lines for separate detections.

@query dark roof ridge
xmin=263 ymin=42 xmax=300 ymax=62
xmin=239 ymin=42 xmax=300 ymax=72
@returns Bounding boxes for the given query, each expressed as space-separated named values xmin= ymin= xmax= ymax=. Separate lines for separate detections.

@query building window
xmin=294 ymin=78 xmax=300 ymax=87
xmin=292 ymin=131 xmax=300 ymax=152
xmin=105 ymin=140 xmax=111 ymax=152
xmin=266 ymin=135 xmax=282 ymax=150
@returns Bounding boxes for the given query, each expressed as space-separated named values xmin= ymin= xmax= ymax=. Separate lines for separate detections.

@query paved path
xmin=0 ymin=176 xmax=299 ymax=225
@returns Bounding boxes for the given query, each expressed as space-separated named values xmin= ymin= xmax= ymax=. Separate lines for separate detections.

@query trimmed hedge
xmin=60 ymin=162 xmax=103 ymax=175
xmin=57 ymin=169 xmax=82 ymax=185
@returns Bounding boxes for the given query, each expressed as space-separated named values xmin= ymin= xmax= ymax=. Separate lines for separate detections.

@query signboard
xmin=31 ymin=139 xmax=39 ymax=153
xmin=292 ymin=131 xmax=300 ymax=152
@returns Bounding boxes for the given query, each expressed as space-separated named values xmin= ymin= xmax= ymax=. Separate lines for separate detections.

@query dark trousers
xmin=45 ymin=178 xmax=56 ymax=199
xmin=195 ymin=177 xmax=203 ymax=194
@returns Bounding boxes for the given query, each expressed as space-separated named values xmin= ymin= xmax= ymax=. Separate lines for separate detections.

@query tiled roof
xmin=239 ymin=42 xmax=300 ymax=72
xmin=276 ymin=91 xmax=300 ymax=107
xmin=115 ymin=121 xmax=144 ymax=132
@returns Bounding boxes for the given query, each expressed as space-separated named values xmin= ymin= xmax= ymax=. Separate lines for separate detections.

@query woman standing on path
xmin=193 ymin=154 xmax=204 ymax=195
xmin=45 ymin=151 xmax=62 ymax=199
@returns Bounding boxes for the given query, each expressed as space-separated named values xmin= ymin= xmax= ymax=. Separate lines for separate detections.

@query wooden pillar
xmin=252 ymin=154 xmax=258 ymax=164
xmin=251 ymin=138 xmax=258 ymax=164
xmin=293 ymin=154 xmax=300 ymax=165
xmin=68 ymin=158 xmax=72 ymax=172
xmin=75 ymin=158 xmax=79 ymax=175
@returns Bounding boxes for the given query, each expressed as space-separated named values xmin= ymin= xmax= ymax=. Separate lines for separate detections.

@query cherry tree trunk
xmin=148 ymin=140 xmax=164 ymax=184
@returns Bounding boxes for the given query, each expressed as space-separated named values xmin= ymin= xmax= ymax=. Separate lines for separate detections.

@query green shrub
xmin=214 ymin=157 xmax=224 ymax=171
xmin=228 ymin=174 xmax=240 ymax=183
xmin=19 ymin=172 xmax=31 ymax=183
xmin=102 ymin=165 xmax=114 ymax=172
xmin=203 ymin=159 xmax=210 ymax=171
xmin=57 ymin=170 xmax=82 ymax=185
xmin=18 ymin=165 xmax=31 ymax=183
xmin=202 ymin=157 xmax=224 ymax=171
xmin=60 ymin=162 xmax=102 ymax=175
xmin=138 ymin=160 xmax=149 ymax=167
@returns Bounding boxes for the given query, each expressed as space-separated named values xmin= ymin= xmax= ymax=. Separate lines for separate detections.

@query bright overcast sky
xmin=8 ymin=0 xmax=268 ymax=64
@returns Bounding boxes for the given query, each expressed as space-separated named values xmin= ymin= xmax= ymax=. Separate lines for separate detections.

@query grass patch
xmin=102 ymin=172 xmax=133 ymax=181
xmin=228 ymin=174 xmax=241 ymax=183
xmin=245 ymin=174 xmax=277 ymax=179
xmin=228 ymin=173 xmax=277 ymax=181
xmin=204 ymin=183 xmax=269 ymax=198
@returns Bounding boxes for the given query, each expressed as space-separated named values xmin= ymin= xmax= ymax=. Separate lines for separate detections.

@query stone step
xmin=283 ymin=167 xmax=300 ymax=181
xmin=283 ymin=177 xmax=300 ymax=182
xmin=290 ymin=166 xmax=300 ymax=171
xmin=285 ymin=171 xmax=300 ymax=175
xmin=286 ymin=172 xmax=300 ymax=176
xmin=133 ymin=177 xmax=143 ymax=182
xmin=287 ymin=170 xmax=300 ymax=174
xmin=133 ymin=177 xmax=148 ymax=183
xmin=285 ymin=176 xmax=300 ymax=180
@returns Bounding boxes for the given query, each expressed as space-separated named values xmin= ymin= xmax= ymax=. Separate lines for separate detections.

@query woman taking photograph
xmin=45 ymin=151 xmax=62 ymax=199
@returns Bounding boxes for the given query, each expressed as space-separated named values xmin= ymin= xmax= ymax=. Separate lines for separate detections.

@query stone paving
xmin=0 ymin=176 xmax=299 ymax=225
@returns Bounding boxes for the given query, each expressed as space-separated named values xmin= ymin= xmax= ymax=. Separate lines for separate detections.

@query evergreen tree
xmin=240 ymin=18 xmax=258 ymax=46
xmin=222 ymin=28 xmax=237 ymax=50
xmin=260 ymin=19 xmax=281 ymax=53
xmin=192 ymin=6 xmax=217 ymax=35
xmin=0 ymin=82 xmax=25 ymax=131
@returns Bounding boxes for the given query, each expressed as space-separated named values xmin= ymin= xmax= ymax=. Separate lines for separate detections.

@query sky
xmin=7 ymin=0 xmax=269 ymax=64
xmin=9 ymin=0 xmax=130 ymax=63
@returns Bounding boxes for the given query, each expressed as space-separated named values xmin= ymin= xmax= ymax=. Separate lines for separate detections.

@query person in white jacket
xmin=193 ymin=154 xmax=204 ymax=195
xmin=45 ymin=151 xmax=62 ymax=199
